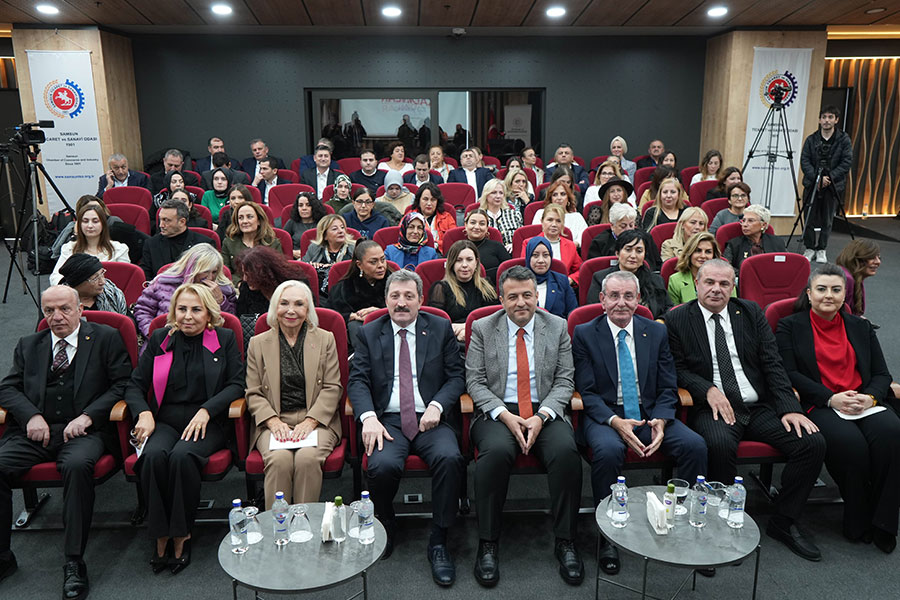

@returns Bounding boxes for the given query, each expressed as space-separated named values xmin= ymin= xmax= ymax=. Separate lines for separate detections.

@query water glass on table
xmin=667 ymin=478 xmax=690 ymax=516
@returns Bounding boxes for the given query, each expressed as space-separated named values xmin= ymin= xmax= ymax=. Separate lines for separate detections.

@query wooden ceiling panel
xmin=574 ymin=0 xmax=649 ymax=27
xmin=361 ymin=0 xmax=418 ymax=26
xmin=122 ymin=0 xmax=204 ymax=26
xmin=831 ymin=2 xmax=900 ymax=25
xmin=3 ymin=0 xmax=94 ymax=23
xmin=522 ymin=0 xmax=591 ymax=27
xmin=0 ymin=1 xmax=40 ymax=23
xmin=420 ymin=0 xmax=477 ymax=27
xmin=624 ymin=0 xmax=703 ymax=26
xmin=183 ymin=0 xmax=259 ymax=25
xmin=61 ymin=0 xmax=151 ymax=25
xmin=245 ymin=0 xmax=311 ymax=26
xmin=778 ymin=0 xmax=874 ymax=25
xmin=303 ymin=0 xmax=364 ymax=25
xmin=675 ymin=0 xmax=761 ymax=27
xmin=471 ymin=0 xmax=532 ymax=26
xmin=725 ymin=0 xmax=809 ymax=26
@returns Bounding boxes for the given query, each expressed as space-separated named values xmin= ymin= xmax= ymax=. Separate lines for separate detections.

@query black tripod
xmin=787 ymin=159 xmax=854 ymax=249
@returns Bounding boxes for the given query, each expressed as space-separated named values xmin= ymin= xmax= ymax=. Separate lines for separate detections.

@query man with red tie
xmin=348 ymin=270 xmax=465 ymax=586
xmin=466 ymin=266 xmax=584 ymax=587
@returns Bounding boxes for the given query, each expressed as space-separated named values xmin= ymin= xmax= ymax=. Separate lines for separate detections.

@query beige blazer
xmin=245 ymin=325 xmax=343 ymax=450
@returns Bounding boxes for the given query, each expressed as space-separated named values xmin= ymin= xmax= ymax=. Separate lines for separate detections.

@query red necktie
xmin=398 ymin=330 xmax=418 ymax=440
xmin=516 ymin=328 xmax=533 ymax=419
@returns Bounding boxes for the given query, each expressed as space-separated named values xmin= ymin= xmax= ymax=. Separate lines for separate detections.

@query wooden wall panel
xmin=574 ymin=0 xmax=646 ymax=26
xmin=241 ymin=0 xmax=312 ymax=26
xmin=99 ymin=30 xmax=142 ymax=171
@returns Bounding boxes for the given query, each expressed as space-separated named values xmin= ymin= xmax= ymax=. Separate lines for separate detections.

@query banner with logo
xmin=742 ymin=47 xmax=813 ymax=216
xmin=26 ymin=50 xmax=103 ymax=213
xmin=504 ymin=105 xmax=532 ymax=147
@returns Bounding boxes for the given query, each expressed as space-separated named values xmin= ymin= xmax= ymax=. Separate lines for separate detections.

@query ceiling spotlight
xmin=546 ymin=6 xmax=566 ymax=18
xmin=865 ymin=7 xmax=887 ymax=14
xmin=707 ymin=6 xmax=728 ymax=18
xmin=36 ymin=4 xmax=60 ymax=14
xmin=211 ymin=3 xmax=233 ymax=16
xmin=382 ymin=6 xmax=402 ymax=18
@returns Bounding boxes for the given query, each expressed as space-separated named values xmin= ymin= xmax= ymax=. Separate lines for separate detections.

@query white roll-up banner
xmin=504 ymin=104 xmax=532 ymax=147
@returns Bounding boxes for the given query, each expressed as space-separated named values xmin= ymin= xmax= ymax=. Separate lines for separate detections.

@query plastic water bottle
xmin=272 ymin=491 xmax=290 ymax=546
xmin=358 ymin=491 xmax=375 ymax=545
xmin=229 ymin=499 xmax=249 ymax=554
xmin=727 ymin=476 xmax=747 ymax=529
xmin=332 ymin=496 xmax=347 ymax=543
xmin=610 ymin=476 xmax=629 ymax=528
xmin=663 ymin=483 xmax=676 ymax=529
xmin=689 ymin=475 xmax=709 ymax=528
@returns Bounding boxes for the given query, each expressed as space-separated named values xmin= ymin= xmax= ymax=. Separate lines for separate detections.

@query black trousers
xmin=472 ymin=415 xmax=582 ymax=541
xmin=365 ymin=412 xmax=464 ymax=529
xmin=808 ymin=406 xmax=900 ymax=537
xmin=802 ymin=184 xmax=839 ymax=251
xmin=135 ymin=405 xmax=226 ymax=539
xmin=691 ymin=404 xmax=826 ymax=521
xmin=0 ymin=426 xmax=106 ymax=558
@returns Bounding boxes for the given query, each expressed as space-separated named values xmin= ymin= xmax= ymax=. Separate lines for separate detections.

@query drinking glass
xmin=243 ymin=506 xmax=263 ymax=544
xmin=668 ymin=478 xmax=690 ymax=516
xmin=707 ymin=482 xmax=728 ymax=518
xmin=348 ymin=501 xmax=361 ymax=538
xmin=288 ymin=504 xmax=313 ymax=543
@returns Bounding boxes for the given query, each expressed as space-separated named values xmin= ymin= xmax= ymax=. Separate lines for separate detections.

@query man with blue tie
xmin=573 ymin=270 xmax=707 ymax=575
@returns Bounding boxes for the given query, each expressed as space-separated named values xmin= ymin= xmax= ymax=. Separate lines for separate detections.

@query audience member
xmin=253 ymin=157 xmax=290 ymax=204
xmin=588 ymin=203 xmax=637 ymax=259
xmin=462 ymin=209 xmax=511 ymax=284
xmin=428 ymin=240 xmax=499 ymax=340
xmin=384 ymin=212 xmax=440 ymax=270
xmin=327 ymin=240 xmax=394 ymax=344
xmin=478 ymin=179 xmax=521 ymax=251
xmin=609 ymin=136 xmax=637 ymax=181
xmin=521 ymin=147 xmax=544 ymax=186
xmin=638 ymin=166 xmax=679 ymax=209
xmin=302 ymin=214 xmax=356 ymax=297
xmin=235 ymin=246 xmax=309 ymax=318
xmin=707 ymin=166 xmax=743 ymax=202
xmin=298 ymin=138 xmax=340 ymax=174
xmin=836 ymin=239 xmax=881 ymax=317
xmin=200 ymin=167 xmax=234 ymax=223
xmin=409 ymin=183 xmax=455 ymax=253
xmin=216 ymin=184 xmax=254 ymax=231
xmin=95 ymin=153 xmax=150 ymax=198
xmin=50 ymin=204 xmax=130 ymax=285
xmin=642 ymin=178 xmax=687 ymax=231
xmin=378 ymin=141 xmax=414 ymax=176
xmin=524 ymin=237 xmax=577 ymax=318
xmin=150 ymin=149 xmax=199 ymax=192
xmin=200 ymin=153 xmax=249 ymax=188
xmin=327 ymin=174 xmax=356 ymax=214
xmin=152 ymin=170 xmax=197 ymax=222
xmin=722 ymin=204 xmax=786 ymax=273
xmin=447 ymin=148 xmax=493 ymax=196
xmin=301 ymin=145 xmax=338 ymax=200
xmin=429 ymin=145 xmax=452 ymax=182
xmin=194 ymin=136 xmax=226 ymax=173
xmin=59 ymin=254 xmax=127 ymax=315
xmin=404 ymin=154 xmax=442 ymax=185
xmin=504 ymin=168 xmax=533 ymax=215
xmin=709 ymin=182 xmax=751 ymax=234
xmin=349 ymin=150 xmax=386 ymax=193
xmin=531 ymin=180 xmax=588 ymax=248
xmin=221 ymin=202 xmax=282 ymax=287
xmin=240 ymin=138 xmax=285 ymax=176
xmin=523 ymin=204 xmax=581 ymax=284
xmin=539 ymin=164 xmax=584 ymax=211
xmin=377 ymin=171 xmax=415 ymax=215
xmin=284 ymin=191 xmax=327 ymax=257
xmin=544 ymin=144 xmax=589 ymax=193
xmin=586 ymin=177 xmax=635 ymax=227
xmin=667 ymin=231 xmax=733 ymax=305
xmin=636 ymin=140 xmax=665 ymax=169
xmin=660 ymin=151 xmax=678 ymax=170
xmin=585 ymin=161 xmax=628 ymax=210
xmin=690 ymin=150 xmax=723 ymax=188
xmin=343 ymin=188 xmax=390 ymax=239
xmin=660 ymin=207 xmax=708 ymax=261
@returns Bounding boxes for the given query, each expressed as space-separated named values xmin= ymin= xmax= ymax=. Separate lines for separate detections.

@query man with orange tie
xmin=466 ymin=266 xmax=584 ymax=587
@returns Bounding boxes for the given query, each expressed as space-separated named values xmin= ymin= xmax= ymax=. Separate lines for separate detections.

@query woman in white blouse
xmin=50 ymin=204 xmax=129 ymax=285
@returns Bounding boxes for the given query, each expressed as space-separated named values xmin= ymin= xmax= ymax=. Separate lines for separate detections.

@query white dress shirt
xmin=463 ymin=168 xmax=478 ymax=194
xmin=698 ymin=304 xmax=758 ymax=404
xmin=50 ymin=325 xmax=80 ymax=365
xmin=316 ymin=169 xmax=330 ymax=200
xmin=489 ymin=315 xmax=555 ymax=421
xmin=261 ymin=177 xmax=276 ymax=204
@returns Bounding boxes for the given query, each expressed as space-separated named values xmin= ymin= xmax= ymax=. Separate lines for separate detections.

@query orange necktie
xmin=516 ymin=328 xmax=533 ymax=418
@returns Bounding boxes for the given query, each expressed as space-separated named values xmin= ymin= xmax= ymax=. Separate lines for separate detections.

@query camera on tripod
xmin=11 ymin=121 xmax=54 ymax=147
xmin=769 ymin=84 xmax=790 ymax=104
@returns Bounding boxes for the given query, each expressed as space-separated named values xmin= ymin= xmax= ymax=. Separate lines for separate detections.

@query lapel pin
xmin=85 ymin=336 xmax=90 ymax=340
xmin=736 ymin=310 xmax=741 ymax=315
xmin=213 ymin=357 xmax=219 ymax=362
xmin=642 ymin=333 xmax=647 ymax=337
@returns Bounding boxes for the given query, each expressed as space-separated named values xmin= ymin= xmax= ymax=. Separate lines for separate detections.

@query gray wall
xmin=132 ymin=34 xmax=707 ymax=167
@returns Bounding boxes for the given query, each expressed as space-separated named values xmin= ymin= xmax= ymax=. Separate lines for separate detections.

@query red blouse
xmin=810 ymin=309 xmax=862 ymax=394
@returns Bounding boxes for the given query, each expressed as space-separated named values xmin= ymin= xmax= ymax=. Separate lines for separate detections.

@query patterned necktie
xmin=712 ymin=313 xmax=749 ymax=423
xmin=516 ymin=328 xmax=533 ymax=419
xmin=51 ymin=339 xmax=69 ymax=373
xmin=617 ymin=329 xmax=641 ymax=421
xmin=398 ymin=330 xmax=418 ymax=440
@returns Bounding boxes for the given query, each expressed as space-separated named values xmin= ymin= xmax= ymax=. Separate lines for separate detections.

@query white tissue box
xmin=321 ymin=502 xmax=335 ymax=541
xmin=646 ymin=491 xmax=669 ymax=535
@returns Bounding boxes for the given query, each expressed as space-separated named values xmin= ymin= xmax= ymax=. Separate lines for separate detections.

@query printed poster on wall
xmin=504 ymin=105 xmax=532 ymax=147
xmin=742 ymin=47 xmax=812 ymax=217
xmin=26 ymin=50 xmax=103 ymax=213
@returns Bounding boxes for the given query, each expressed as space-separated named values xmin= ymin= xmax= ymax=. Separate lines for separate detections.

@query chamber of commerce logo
xmin=43 ymin=79 xmax=86 ymax=119
xmin=758 ymin=70 xmax=799 ymax=108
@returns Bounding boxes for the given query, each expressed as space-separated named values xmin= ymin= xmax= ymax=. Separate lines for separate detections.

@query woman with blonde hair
xmin=478 ymin=178 xmax=522 ymax=251
xmin=660 ymin=206 xmax=708 ymax=261
xmin=221 ymin=201 xmax=282 ymax=286
xmin=504 ymin=167 xmax=533 ymax=214
xmin=642 ymin=178 xmax=687 ymax=231
xmin=50 ymin=204 xmax=129 ymax=285
xmin=667 ymin=231 xmax=734 ymax=304
xmin=428 ymin=240 xmax=498 ymax=340
xmin=610 ymin=135 xmax=637 ymax=180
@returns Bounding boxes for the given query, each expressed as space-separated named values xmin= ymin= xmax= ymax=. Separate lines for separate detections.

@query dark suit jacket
xmin=636 ymin=157 xmax=659 ymax=170
xmin=723 ymin=234 xmax=786 ymax=272
xmin=573 ymin=314 xmax=678 ymax=426
xmin=140 ymin=229 xmax=213 ymax=280
xmin=348 ymin=312 xmax=465 ymax=426
xmin=403 ymin=172 xmax=443 ymax=185
xmin=666 ymin=298 xmax=799 ymax=416
xmin=96 ymin=170 xmax=151 ymax=198
xmin=300 ymin=168 xmax=338 ymax=191
xmin=257 ymin=177 xmax=293 ymax=200
xmin=298 ymin=156 xmax=340 ymax=174
xmin=544 ymin=163 xmax=590 ymax=193
xmin=150 ymin=170 xmax=200 ymax=193
xmin=446 ymin=167 xmax=494 ymax=197
xmin=194 ymin=156 xmax=213 ymax=174
xmin=0 ymin=322 xmax=132 ymax=430
xmin=201 ymin=168 xmax=250 ymax=190
xmin=241 ymin=156 xmax=286 ymax=175
xmin=776 ymin=310 xmax=892 ymax=410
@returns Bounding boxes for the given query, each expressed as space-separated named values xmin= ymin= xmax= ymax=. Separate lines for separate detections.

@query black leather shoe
xmin=473 ymin=540 xmax=499 ymax=587
xmin=766 ymin=519 xmax=821 ymax=562
xmin=873 ymin=528 xmax=897 ymax=554
xmin=381 ymin=520 xmax=395 ymax=560
xmin=170 ymin=539 xmax=191 ymax=575
xmin=697 ymin=568 xmax=716 ymax=577
xmin=555 ymin=539 xmax=584 ymax=585
xmin=0 ymin=552 xmax=17 ymax=582
xmin=62 ymin=560 xmax=89 ymax=600
xmin=598 ymin=539 xmax=620 ymax=575
xmin=427 ymin=544 xmax=456 ymax=586
xmin=150 ymin=540 xmax=170 ymax=574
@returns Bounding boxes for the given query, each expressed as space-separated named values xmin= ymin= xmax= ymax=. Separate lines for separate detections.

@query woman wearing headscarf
xmin=524 ymin=236 xmax=577 ymax=319
xmin=326 ymin=173 xmax=354 ymax=214
xmin=383 ymin=212 xmax=440 ymax=270
xmin=152 ymin=170 xmax=198 ymax=223
xmin=200 ymin=167 xmax=234 ymax=223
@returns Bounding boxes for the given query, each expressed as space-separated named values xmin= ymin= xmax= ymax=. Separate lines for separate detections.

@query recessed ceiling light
xmin=546 ymin=6 xmax=566 ymax=18
xmin=707 ymin=6 xmax=728 ymax=18
xmin=36 ymin=4 xmax=60 ymax=15
xmin=382 ymin=6 xmax=402 ymax=18
xmin=211 ymin=3 xmax=233 ymax=16
xmin=865 ymin=7 xmax=887 ymax=14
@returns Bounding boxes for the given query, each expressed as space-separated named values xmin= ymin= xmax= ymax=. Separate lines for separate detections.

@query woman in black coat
xmin=326 ymin=240 xmax=395 ymax=347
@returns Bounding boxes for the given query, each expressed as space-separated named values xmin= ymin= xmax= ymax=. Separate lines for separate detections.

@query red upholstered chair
xmin=1 ymin=312 xmax=140 ymax=526
xmin=689 ymin=180 xmax=719 ymax=208
xmin=185 ymin=185 xmax=206 ymax=200
xmin=188 ymin=227 xmax=221 ymax=250
xmin=444 ymin=157 xmax=459 ymax=168
xmin=523 ymin=201 xmax=543 ymax=225
xmin=337 ymin=158 xmax=361 ymax=175
xmin=650 ymin=222 xmax=678 ymax=251
xmin=463 ymin=203 xmax=482 ymax=218
xmin=107 ymin=203 xmax=151 ymax=235
xmin=439 ymin=183 xmax=476 ymax=209
xmin=102 ymin=261 xmax=147 ymax=304
xmin=632 ymin=154 xmax=650 ymax=165
xmin=535 ymin=182 xmax=552 ymax=200
xmin=239 ymin=308 xmax=349 ymax=499
xmin=184 ymin=170 xmax=202 ymax=184
xmin=581 ymin=200 xmax=602 ymax=222
xmin=590 ymin=156 xmax=611 ymax=171
xmin=680 ymin=166 xmax=700 ymax=191
xmin=580 ymin=224 xmax=611 ymax=261
xmin=495 ymin=258 xmax=566 ymax=295
xmin=702 ymin=198 xmax=729 ymax=226
xmin=415 ymin=259 xmax=486 ymax=304
xmin=245 ymin=185 xmax=262 ymax=204
xmin=322 ymin=183 xmax=365 ymax=204
xmin=192 ymin=203 xmax=213 ymax=229
xmin=272 ymin=228 xmax=294 ymax=259
xmin=373 ymin=226 xmax=435 ymax=251
xmin=269 ymin=184 xmax=315 ymax=215
xmin=715 ymin=221 xmax=774 ymax=250
xmin=287 ymin=260 xmax=320 ymax=305
xmin=635 ymin=181 xmax=652 ymax=204
xmin=572 ymin=156 xmax=586 ymax=167
xmin=276 ymin=170 xmax=298 ymax=183
xmin=290 ymin=158 xmax=302 ymax=176
xmin=327 ymin=261 xmax=352 ymax=292
xmin=633 ymin=167 xmax=656 ymax=191
xmin=660 ymin=257 xmax=679 ymax=289
xmin=103 ymin=186 xmax=153 ymax=212
xmin=577 ymin=256 xmax=617 ymax=305
xmin=375 ymin=183 xmax=418 ymax=198
xmin=442 ymin=226 xmax=502 ymax=250
xmin=510 ymin=224 xmax=573 ymax=257
xmin=481 ymin=156 xmax=501 ymax=170
xmin=765 ymin=298 xmax=795 ymax=334
xmin=298 ymin=229 xmax=319 ymax=257
xmin=738 ymin=253 xmax=810 ymax=309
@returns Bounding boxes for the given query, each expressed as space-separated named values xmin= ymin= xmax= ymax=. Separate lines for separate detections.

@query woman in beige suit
xmin=245 ymin=280 xmax=342 ymax=509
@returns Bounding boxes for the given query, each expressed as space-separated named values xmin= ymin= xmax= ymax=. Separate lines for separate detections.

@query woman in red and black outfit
xmin=776 ymin=263 xmax=900 ymax=554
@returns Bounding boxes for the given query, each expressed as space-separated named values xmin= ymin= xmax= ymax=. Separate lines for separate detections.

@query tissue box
xmin=321 ymin=502 xmax=335 ymax=541
xmin=646 ymin=491 xmax=669 ymax=535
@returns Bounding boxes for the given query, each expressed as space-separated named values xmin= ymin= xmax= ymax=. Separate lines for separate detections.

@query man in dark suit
xmin=544 ymin=144 xmax=589 ymax=193
xmin=140 ymin=199 xmax=212 ymax=279
xmin=666 ymin=258 xmax=826 ymax=561
xmin=300 ymin=145 xmax=338 ymax=200
xmin=466 ymin=266 xmax=584 ymax=587
xmin=573 ymin=270 xmax=706 ymax=574
xmin=348 ymin=270 xmax=465 ymax=586
xmin=446 ymin=148 xmax=493 ymax=197
xmin=252 ymin=157 xmax=292 ymax=205
xmin=297 ymin=137 xmax=341 ymax=175
xmin=200 ymin=153 xmax=250 ymax=189
xmin=150 ymin=149 xmax=200 ymax=192
xmin=95 ymin=154 xmax=150 ymax=198
xmin=0 ymin=286 xmax=131 ymax=597
xmin=404 ymin=154 xmax=443 ymax=186
xmin=240 ymin=138 xmax=286 ymax=178
xmin=194 ymin=136 xmax=227 ymax=174
xmin=349 ymin=150 xmax=385 ymax=193
xmin=636 ymin=140 xmax=665 ymax=169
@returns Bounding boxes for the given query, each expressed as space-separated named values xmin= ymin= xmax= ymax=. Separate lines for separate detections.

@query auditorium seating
xmin=511 ymin=224 xmax=573 ymax=257
xmin=702 ymin=198 xmax=729 ymax=225
xmin=580 ymin=224 xmax=611 ymax=261
xmin=103 ymin=186 xmax=152 ymax=212
xmin=689 ymin=179 xmax=719 ymax=207
xmin=680 ymin=166 xmax=700 ymax=190
xmin=373 ymin=226 xmax=435 ymax=250
xmin=441 ymin=225 xmax=503 ymax=249
xmin=107 ymin=203 xmax=151 ymax=235
xmin=738 ymin=253 xmax=810 ymax=309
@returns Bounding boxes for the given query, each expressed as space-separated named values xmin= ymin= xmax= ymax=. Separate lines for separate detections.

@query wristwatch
xmin=538 ymin=412 xmax=550 ymax=424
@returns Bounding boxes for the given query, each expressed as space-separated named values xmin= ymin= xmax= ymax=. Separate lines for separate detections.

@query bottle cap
xmin=617 ymin=476 xmax=626 ymax=483
xmin=275 ymin=491 xmax=284 ymax=499
xmin=697 ymin=475 xmax=706 ymax=482
xmin=361 ymin=490 xmax=370 ymax=499
xmin=667 ymin=483 xmax=675 ymax=493
xmin=734 ymin=476 xmax=743 ymax=483
xmin=232 ymin=499 xmax=241 ymax=507
xmin=334 ymin=496 xmax=343 ymax=506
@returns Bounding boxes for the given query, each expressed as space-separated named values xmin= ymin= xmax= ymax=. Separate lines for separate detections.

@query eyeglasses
xmin=730 ymin=193 xmax=749 ymax=199
xmin=353 ymin=199 xmax=374 ymax=205
xmin=88 ymin=269 xmax=107 ymax=284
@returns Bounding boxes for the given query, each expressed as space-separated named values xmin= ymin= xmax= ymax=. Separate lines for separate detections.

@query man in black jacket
xmin=140 ymin=199 xmax=212 ymax=279
xmin=800 ymin=106 xmax=853 ymax=263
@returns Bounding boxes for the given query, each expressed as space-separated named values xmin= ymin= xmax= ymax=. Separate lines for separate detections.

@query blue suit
xmin=573 ymin=314 xmax=706 ymax=504
xmin=403 ymin=172 xmax=443 ymax=185
xmin=446 ymin=167 xmax=493 ymax=197
xmin=96 ymin=170 xmax=151 ymax=198
xmin=541 ymin=271 xmax=577 ymax=319
xmin=240 ymin=156 xmax=286 ymax=175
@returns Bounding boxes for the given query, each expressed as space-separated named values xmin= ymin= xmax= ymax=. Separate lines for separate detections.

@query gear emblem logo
xmin=758 ymin=70 xmax=799 ymax=108
xmin=43 ymin=79 xmax=86 ymax=119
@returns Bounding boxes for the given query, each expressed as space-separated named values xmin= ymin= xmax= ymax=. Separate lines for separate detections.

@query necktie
xmin=712 ymin=313 xmax=749 ymax=424
xmin=516 ymin=328 xmax=533 ymax=419
xmin=617 ymin=330 xmax=641 ymax=421
xmin=51 ymin=339 xmax=69 ymax=372
xmin=398 ymin=330 xmax=418 ymax=440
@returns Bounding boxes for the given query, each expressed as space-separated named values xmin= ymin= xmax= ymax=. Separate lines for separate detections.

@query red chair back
xmin=269 ymin=184 xmax=315 ymax=215
xmin=636 ymin=181 xmax=652 ymax=204
xmin=192 ymin=203 xmax=213 ymax=228
xmin=765 ymin=298 xmax=796 ymax=334
xmin=101 ymin=261 xmax=147 ymax=305
xmin=373 ymin=226 xmax=435 ymax=250
xmin=442 ymin=226 xmax=503 ymax=249
xmin=38 ymin=311 xmax=139 ymax=368
xmin=336 ymin=158 xmax=361 ymax=175
xmin=276 ymin=170 xmax=298 ymax=183
xmin=438 ymin=183 xmax=476 ymax=209
xmin=536 ymin=182 xmax=552 ymax=199
xmin=148 ymin=311 xmax=244 ymax=358
xmin=572 ymin=156 xmax=586 ymax=167
xmin=375 ymin=183 xmax=418 ymax=198
xmin=327 ymin=261 xmax=352 ymax=292
xmin=290 ymin=158 xmax=302 ymax=176
xmin=189 ymin=227 xmax=221 ymax=250
xmin=184 ymin=170 xmax=202 ymax=183
xmin=322 ymin=183 xmax=365 ymax=203
xmin=103 ymin=186 xmax=152 ymax=211
xmin=650 ymin=222 xmax=678 ymax=251
xmin=106 ymin=203 xmax=151 ymax=235
xmin=185 ymin=185 xmax=206 ymax=200
xmin=362 ymin=306 xmax=451 ymax=325
xmin=523 ymin=201 xmax=543 ymax=225
xmin=464 ymin=305 xmax=504 ymax=351
xmin=511 ymin=224 xmax=573 ymax=257
xmin=566 ymin=304 xmax=654 ymax=338
xmin=577 ymin=256 xmax=617 ymax=305
xmin=715 ymin=221 xmax=775 ymax=250
xmin=286 ymin=260 xmax=320 ymax=305
xmin=444 ymin=157 xmax=459 ymax=168
xmin=680 ymin=166 xmax=700 ymax=191
xmin=590 ymin=156 xmax=611 ymax=171
xmin=244 ymin=185 xmax=261 ymax=204
xmin=580 ymin=224 xmax=611 ymax=261
xmin=582 ymin=200 xmax=602 ymax=222
xmin=633 ymin=167 xmax=656 ymax=191
xmin=271 ymin=228 xmax=293 ymax=259
xmin=660 ymin=257 xmax=679 ymax=289
xmin=689 ymin=179 xmax=719 ymax=208
xmin=738 ymin=253 xmax=810 ymax=310
xmin=481 ymin=156 xmax=501 ymax=169
xmin=702 ymin=198 xmax=729 ymax=226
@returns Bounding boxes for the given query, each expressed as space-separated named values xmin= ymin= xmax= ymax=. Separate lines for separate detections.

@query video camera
xmin=11 ymin=121 xmax=54 ymax=146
